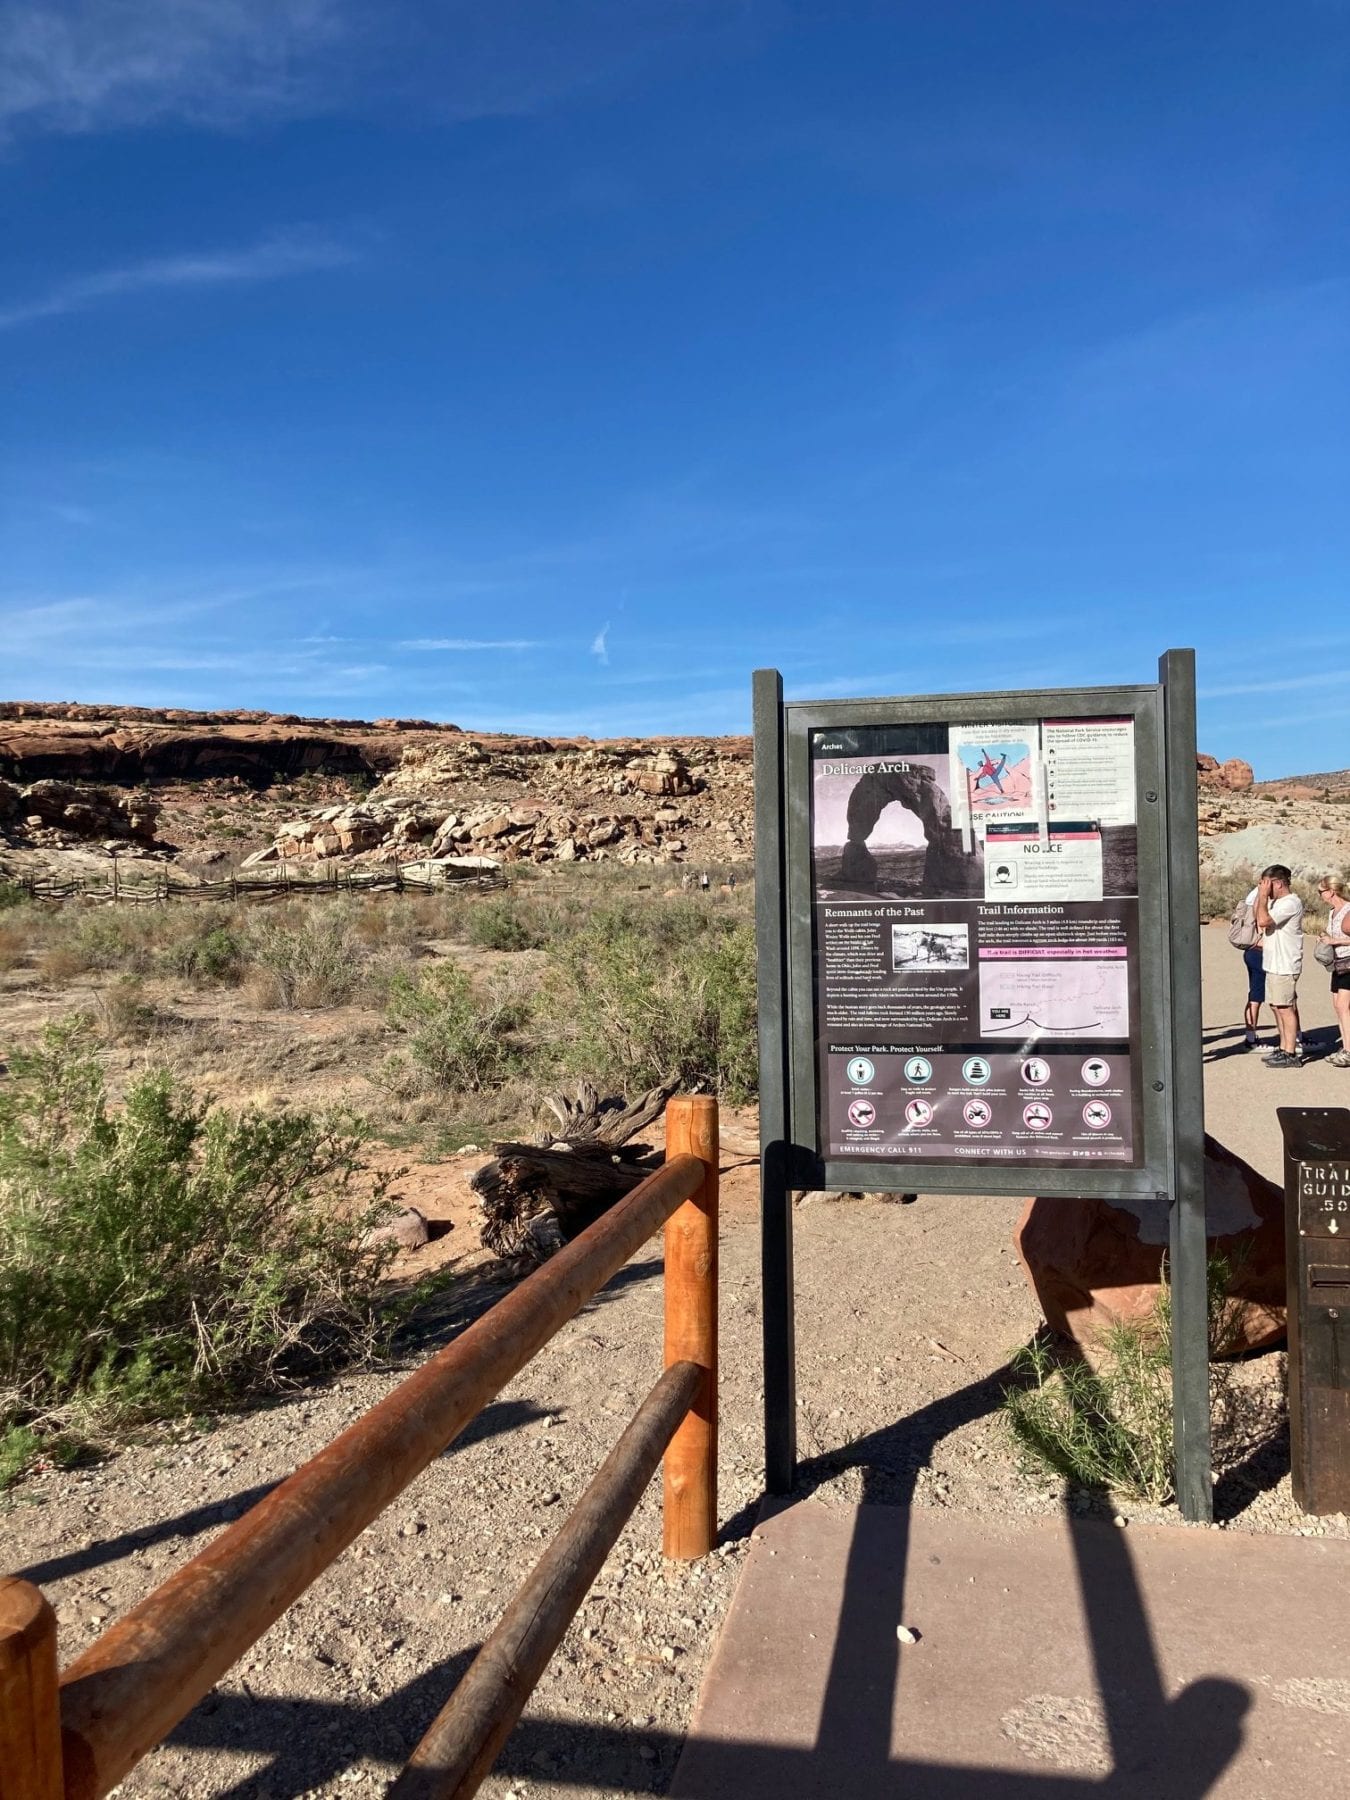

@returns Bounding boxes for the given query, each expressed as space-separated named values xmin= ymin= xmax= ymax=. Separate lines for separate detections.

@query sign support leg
xmin=1160 ymin=648 xmax=1213 ymax=1522
xmin=754 ymin=669 xmax=797 ymax=1494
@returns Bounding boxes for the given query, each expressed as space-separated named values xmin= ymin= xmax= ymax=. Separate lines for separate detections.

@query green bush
xmin=1004 ymin=1257 xmax=1239 ymax=1505
xmin=385 ymin=962 xmax=527 ymax=1092
xmin=544 ymin=904 xmax=758 ymax=1101
xmin=1004 ymin=1320 xmax=1175 ymax=1504
xmin=0 ymin=880 xmax=26 ymax=912
xmin=0 ymin=1020 xmax=396 ymax=1485
xmin=166 ymin=923 xmax=245 ymax=985
xmin=466 ymin=899 xmax=541 ymax=952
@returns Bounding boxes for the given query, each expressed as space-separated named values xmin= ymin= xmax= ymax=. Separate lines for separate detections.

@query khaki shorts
xmin=1267 ymin=973 xmax=1299 ymax=1007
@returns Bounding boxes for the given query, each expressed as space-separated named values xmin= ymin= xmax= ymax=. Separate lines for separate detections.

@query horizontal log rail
xmin=0 ymin=1096 xmax=719 ymax=1800
xmin=391 ymin=1361 xmax=703 ymax=1800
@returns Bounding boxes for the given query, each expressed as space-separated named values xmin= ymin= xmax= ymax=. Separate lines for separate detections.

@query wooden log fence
xmin=0 ymin=1095 xmax=719 ymax=1800
xmin=6 ymin=863 xmax=505 ymax=907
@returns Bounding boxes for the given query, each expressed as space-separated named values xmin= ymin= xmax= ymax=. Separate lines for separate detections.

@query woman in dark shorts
xmin=1318 ymin=877 xmax=1350 ymax=1067
xmin=1242 ymin=882 xmax=1266 ymax=1047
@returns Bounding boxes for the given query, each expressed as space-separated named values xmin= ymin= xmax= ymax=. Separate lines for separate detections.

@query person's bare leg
xmin=1336 ymin=988 xmax=1350 ymax=1054
xmin=1272 ymin=1003 xmax=1298 ymax=1055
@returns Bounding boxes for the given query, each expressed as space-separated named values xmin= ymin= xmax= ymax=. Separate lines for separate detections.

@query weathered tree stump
xmin=473 ymin=1078 xmax=679 ymax=1274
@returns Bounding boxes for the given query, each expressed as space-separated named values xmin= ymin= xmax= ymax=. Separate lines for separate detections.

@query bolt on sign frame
xmin=754 ymin=650 xmax=1211 ymax=1522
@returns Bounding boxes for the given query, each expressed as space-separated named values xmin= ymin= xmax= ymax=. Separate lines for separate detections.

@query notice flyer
xmin=810 ymin=718 xmax=1141 ymax=1169
xmin=949 ymin=724 xmax=1040 ymax=832
xmin=1043 ymin=718 xmax=1136 ymax=827
xmin=983 ymin=821 xmax=1103 ymax=902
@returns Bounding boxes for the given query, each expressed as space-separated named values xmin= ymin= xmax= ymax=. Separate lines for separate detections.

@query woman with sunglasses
xmin=1318 ymin=877 xmax=1350 ymax=1067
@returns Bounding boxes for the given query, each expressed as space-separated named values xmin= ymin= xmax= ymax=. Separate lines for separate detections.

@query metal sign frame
xmin=755 ymin=650 xmax=1211 ymax=1521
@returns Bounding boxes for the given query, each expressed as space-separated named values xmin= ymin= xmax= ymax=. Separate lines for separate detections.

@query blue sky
xmin=2 ymin=2 xmax=1346 ymax=775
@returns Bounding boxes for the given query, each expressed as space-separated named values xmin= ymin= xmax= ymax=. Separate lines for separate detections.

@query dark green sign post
xmin=754 ymin=650 xmax=1212 ymax=1523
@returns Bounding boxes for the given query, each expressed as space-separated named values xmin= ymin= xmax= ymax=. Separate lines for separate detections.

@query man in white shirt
xmin=1255 ymin=863 xmax=1305 ymax=1067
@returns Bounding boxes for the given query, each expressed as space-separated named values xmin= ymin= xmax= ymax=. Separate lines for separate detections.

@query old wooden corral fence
xmin=10 ymin=862 xmax=504 ymax=907
xmin=0 ymin=1096 xmax=720 ymax=1799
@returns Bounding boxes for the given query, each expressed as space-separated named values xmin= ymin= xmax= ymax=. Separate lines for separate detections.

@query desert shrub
xmin=0 ymin=880 xmax=26 ymax=911
xmin=0 ymin=1020 xmax=396 ymax=1485
xmin=0 ymin=920 xmax=27 ymax=972
xmin=384 ymin=962 xmax=528 ymax=1092
xmin=357 ymin=944 xmax=420 ymax=1007
xmin=1004 ymin=1321 xmax=1175 ymax=1504
xmin=466 ymin=898 xmax=541 ymax=952
xmin=38 ymin=942 xmax=90 ymax=984
xmin=1004 ymin=1257 xmax=1237 ymax=1505
xmin=94 ymin=975 xmax=163 ymax=1044
xmin=244 ymin=903 xmax=362 ymax=1007
xmin=544 ymin=905 xmax=757 ymax=1101
xmin=166 ymin=923 xmax=246 ymax=985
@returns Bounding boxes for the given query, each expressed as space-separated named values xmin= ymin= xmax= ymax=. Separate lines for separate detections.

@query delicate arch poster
xmin=810 ymin=717 xmax=1142 ymax=1165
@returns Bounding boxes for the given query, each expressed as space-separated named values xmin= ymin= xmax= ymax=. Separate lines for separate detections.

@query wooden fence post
xmin=0 ymin=1577 xmax=63 ymax=1800
xmin=662 ymin=1094 xmax=719 ymax=1559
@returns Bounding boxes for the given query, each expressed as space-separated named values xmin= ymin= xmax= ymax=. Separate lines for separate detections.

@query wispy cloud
xmin=0 ymin=1 xmax=750 ymax=140
xmin=398 ymin=637 xmax=541 ymax=652
xmin=0 ymin=0 xmax=351 ymax=137
xmin=1198 ymin=670 xmax=1350 ymax=699
xmin=0 ymin=229 xmax=357 ymax=331
xmin=590 ymin=622 xmax=610 ymax=665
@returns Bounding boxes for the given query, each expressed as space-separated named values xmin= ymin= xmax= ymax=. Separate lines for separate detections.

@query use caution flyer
xmin=810 ymin=718 xmax=1141 ymax=1167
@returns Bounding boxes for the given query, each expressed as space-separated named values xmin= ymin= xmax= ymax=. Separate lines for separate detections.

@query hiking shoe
xmin=1264 ymin=1050 xmax=1303 ymax=1067
xmin=1261 ymin=1049 xmax=1290 ymax=1064
xmin=1328 ymin=1049 xmax=1350 ymax=1068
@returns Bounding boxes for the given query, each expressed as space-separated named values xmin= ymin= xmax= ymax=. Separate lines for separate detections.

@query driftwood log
xmin=473 ymin=1079 xmax=679 ymax=1274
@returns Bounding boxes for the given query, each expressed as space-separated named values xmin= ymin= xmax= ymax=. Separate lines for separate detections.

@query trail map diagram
xmin=978 ymin=959 xmax=1129 ymax=1037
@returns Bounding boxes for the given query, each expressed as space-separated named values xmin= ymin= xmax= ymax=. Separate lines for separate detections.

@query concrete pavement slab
xmin=671 ymin=1498 xmax=1350 ymax=1798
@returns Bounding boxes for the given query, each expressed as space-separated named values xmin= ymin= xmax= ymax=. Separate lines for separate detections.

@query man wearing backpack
xmin=1255 ymin=864 xmax=1305 ymax=1068
xmin=1230 ymin=884 xmax=1266 ymax=1046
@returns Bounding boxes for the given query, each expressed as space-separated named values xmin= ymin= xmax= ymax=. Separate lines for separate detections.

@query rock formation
xmin=1196 ymin=754 xmax=1254 ymax=793
xmin=1013 ymin=1134 xmax=1286 ymax=1357
xmin=840 ymin=762 xmax=970 ymax=892
xmin=0 ymin=777 xmax=159 ymax=849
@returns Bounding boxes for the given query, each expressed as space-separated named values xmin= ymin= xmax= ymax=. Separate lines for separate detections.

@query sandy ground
xmin=3 ymin=926 xmax=1346 ymax=1797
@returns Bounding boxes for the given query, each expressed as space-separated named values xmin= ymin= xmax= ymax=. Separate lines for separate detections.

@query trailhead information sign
xmin=755 ymin=655 xmax=1212 ymax=1519
xmin=812 ymin=716 xmax=1142 ymax=1166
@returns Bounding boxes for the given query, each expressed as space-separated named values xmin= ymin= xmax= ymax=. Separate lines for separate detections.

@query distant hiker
xmin=1256 ymin=864 xmax=1304 ymax=1067
xmin=727 ymin=872 xmax=736 ymax=890
xmin=1230 ymin=883 xmax=1266 ymax=1047
xmin=699 ymin=871 xmax=710 ymax=892
xmin=1318 ymin=876 xmax=1350 ymax=1066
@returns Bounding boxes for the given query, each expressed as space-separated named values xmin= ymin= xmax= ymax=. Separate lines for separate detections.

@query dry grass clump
xmin=93 ymin=975 xmax=165 ymax=1045
xmin=0 ymin=921 xmax=27 ymax=972
xmin=241 ymin=902 xmax=365 ymax=1008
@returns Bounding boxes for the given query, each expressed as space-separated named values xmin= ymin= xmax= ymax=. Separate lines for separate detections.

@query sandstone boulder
xmin=1219 ymin=758 xmax=1254 ymax=792
xmin=362 ymin=1206 xmax=431 ymax=1251
xmin=1014 ymin=1134 xmax=1286 ymax=1356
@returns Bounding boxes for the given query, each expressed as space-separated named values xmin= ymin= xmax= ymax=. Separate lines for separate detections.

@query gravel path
xmin=4 ymin=923 xmax=1343 ymax=1797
